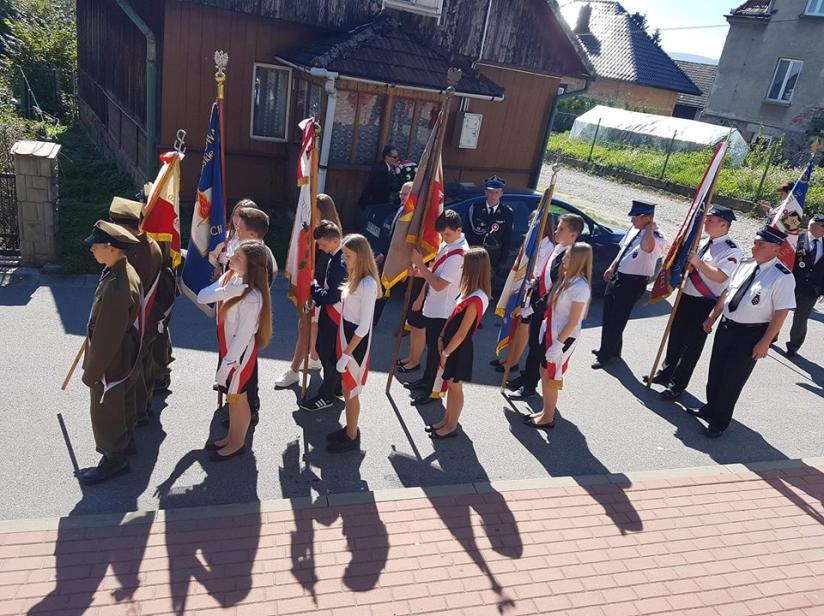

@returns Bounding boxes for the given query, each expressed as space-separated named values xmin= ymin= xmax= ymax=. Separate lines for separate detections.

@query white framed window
xmin=250 ymin=63 xmax=291 ymax=141
xmin=766 ymin=58 xmax=802 ymax=103
xmin=805 ymin=0 xmax=824 ymax=15
xmin=383 ymin=0 xmax=443 ymax=18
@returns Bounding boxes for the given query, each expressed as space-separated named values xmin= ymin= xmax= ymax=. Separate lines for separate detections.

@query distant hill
xmin=669 ymin=52 xmax=718 ymax=65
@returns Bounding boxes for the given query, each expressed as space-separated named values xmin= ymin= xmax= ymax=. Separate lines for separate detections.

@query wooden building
xmin=77 ymin=0 xmax=592 ymax=225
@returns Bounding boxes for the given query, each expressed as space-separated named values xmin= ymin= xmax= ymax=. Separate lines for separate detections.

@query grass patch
xmin=548 ymin=132 xmax=824 ymax=215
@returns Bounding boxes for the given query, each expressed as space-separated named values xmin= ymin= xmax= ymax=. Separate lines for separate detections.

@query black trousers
xmin=788 ymin=292 xmax=818 ymax=352
xmin=422 ymin=316 xmax=447 ymax=389
xmin=705 ymin=318 xmax=768 ymax=432
xmin=246 ymin=361 xmax=260 ymax=413
xmin=315 ymin=309 xmax=340 ymax=399
xmin=519 ymin=297 xmax=547 ymax=391
xmin=658 ymin=294 xmax=715 ymax=391
xmin=598 ymin=273 xmax=648 ymax=360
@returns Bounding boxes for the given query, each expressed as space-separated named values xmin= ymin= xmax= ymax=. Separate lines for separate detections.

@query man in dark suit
xmin=358 ymin=144 xmax=398 ymax=209
xmin=785 ymin=213 xmax=824 ymax=357
xmin=467 ymin=176 xmax=514 ymax=278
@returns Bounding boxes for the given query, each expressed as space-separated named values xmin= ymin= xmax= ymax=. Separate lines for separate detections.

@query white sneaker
xmin=305 ymin=357 xmax=322 ymax=371
xmin=274 ymin=368 xmax=299 ymax=389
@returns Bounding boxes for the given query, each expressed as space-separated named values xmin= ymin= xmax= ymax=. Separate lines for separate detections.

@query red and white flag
xmin=142 ymin=151 xmax=183 ymax=268
xmin=769 ymin=160 xmax=814 ymax=269
xmin=285 ymin=118 xmax=318 ymax=308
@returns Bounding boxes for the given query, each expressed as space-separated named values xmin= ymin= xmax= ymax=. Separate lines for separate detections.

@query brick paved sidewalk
xmin=1 ymin=460 xmax=822 ymax=616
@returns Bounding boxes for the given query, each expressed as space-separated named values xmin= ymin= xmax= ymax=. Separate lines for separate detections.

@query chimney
xmin=574 ymin=3 xmax=592 ymax=35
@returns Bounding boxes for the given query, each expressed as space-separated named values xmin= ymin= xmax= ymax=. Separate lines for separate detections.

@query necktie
xmin=549 ymin=247 xmax=567 ymax=284
xmin=698 ymin=238 xmax=713 ymax=258
xmin=728 ymin=264 xmax=759 ymax=312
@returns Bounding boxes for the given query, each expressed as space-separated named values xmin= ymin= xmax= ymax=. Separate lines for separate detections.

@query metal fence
xmin=8 ymin=67 xmax=78 ymax=124
xmin=0 ymin=172 xmax=19 ymax=256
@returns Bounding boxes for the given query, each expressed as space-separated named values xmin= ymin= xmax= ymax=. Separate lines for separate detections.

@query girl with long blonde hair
xmin=197 ymin=240 xmax=273 ymax=459
xmin=427 ymin=247 xmax=492 ymax=438
xmin=526 ymin=242 xmax=592 ymax=429
xmin=327 ymin=234 xmax=381 ymax=453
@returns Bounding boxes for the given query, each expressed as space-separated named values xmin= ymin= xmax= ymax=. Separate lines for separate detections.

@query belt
xmin=721 ymin=317 xmax=768 ymax=329
xmin=615 ymin=272 xmax=648 ymax=281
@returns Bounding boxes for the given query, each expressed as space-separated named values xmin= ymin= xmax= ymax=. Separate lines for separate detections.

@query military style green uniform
xmin=80 ymin=222 xmax=142 ymax=468
xmin=109 ymin=197 xmax=163 ymax=427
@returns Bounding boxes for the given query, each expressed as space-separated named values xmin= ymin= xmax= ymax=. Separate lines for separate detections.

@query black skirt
xmin=441 ymin=315 xmax=476 ymax=383
xmin=406 ymin=277 xmax=427 ymax=329
xmin=343 ymin=320 xmax=369 ymax=364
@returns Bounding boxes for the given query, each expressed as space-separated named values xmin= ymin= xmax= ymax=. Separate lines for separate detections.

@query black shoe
xmin=411 ymin=394 xmax=437 ymax=406
xmin=523 ymin=416 xmax=555 ymax=430
xmin=136 ymin=416 xmax=150 ymax=428
xmin=509 ymin=386 xmax=538 ymax=400
xmin=326 ymin=427 xmax=349 ymax=442
xmin=424 ymin=424 xmax=443 ymax=433
xmin=396 ymin=363 xmax=420 ymax=374
xmin=591 ymin=349 xmax=599 ymax=356
xmin=429 ymin=428 xmax=459 ymax=439
xmin=684 ymin=407 xmax=711 ymax=421
xmin=642 ymin=373 xmax=670 ymax=386
xmin=705 ymin=427 xmax=724 ymax=438
xmin=661 ymin=388 xmax=683 ymax=401
xmin=125 ymin=438 xmax=137 ymax=456
xmin=403 ymin=379 xmax=429 ymax=391
xmin=489 ymin=358 xmax=502 ymax=367
xmin=79 ymin=456 xmax=129 ymax=485
xmin=204 ymin=441 xmax=223 ymax=451
xmin=222 ymin=412 xmax=259 ymax=428
xmin=327 ymin=430 xmax=360 ymax=453
xmin=299 ymin=395 xmax=334 ymax=412
xmin=785 ymin=346 xmax=798 ymax=358
xmin=210 ymin=446 xmax=247 ymax=462
xmin=507 ymin=376 xmax=523 ymax=391
xmin=591 ymin=357 xmax=610 ymax=370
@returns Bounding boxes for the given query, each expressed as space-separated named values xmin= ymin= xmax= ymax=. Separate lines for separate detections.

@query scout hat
xmin=108 ymin=197 xmax=143 ymax=224
xmin=628 ymin=200 xmax=656 ymax=217
xmin=84 ymin=220 xmax=139 ymax=249
xmin=755 ymin=225 xmax=787 ymax=245
xmin=484 ymin=176 xmax=506 ymax=190
xmin=707 ymin=205 xmax=736 ymax=224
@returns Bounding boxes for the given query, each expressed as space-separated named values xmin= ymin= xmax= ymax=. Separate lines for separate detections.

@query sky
xmin=582 ymin=0 xmax=732 ymax=61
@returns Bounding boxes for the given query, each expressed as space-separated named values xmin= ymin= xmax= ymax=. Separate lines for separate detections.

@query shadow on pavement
xmin=155 ymin=409 xmax=261 ymax=615
xmin=389 ymin=434 xmax=521 ymax=614
xmin=502 ymin=402 xmax=643 ymax=535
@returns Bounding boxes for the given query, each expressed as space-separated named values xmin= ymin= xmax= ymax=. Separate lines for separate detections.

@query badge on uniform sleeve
xmin=752 ymin=294 xmax=760 ymax=305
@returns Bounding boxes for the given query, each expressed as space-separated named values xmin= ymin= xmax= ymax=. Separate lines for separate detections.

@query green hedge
xmin=548 ymin=132 xmax=824 ymax=215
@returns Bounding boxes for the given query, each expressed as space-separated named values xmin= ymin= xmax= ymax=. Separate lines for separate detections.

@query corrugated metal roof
xmin=674 ymin=61 xmax=716 ymax=109
xmin=561 ymin=1 xmax=701 ymax=96
xmin=277 ymin=18 xmax=504 ymax=99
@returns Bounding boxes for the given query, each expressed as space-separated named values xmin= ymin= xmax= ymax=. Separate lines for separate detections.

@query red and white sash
xmin=432 ymin=290 xmax=488 ymax=396
xmin=215 ymin=271 xmax=258 ymax=395
xmin=334 ymin=299 xmax=371 ymax=397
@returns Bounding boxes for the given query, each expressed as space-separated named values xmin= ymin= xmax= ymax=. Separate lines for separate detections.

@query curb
xmin=1 ymin=456 xmax=822 ymax=535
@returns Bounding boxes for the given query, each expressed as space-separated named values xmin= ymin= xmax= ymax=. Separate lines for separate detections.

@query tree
xmin=631 ymin=11 xmax=662 ymax=47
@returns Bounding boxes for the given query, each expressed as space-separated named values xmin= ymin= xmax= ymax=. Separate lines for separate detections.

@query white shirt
xmin=617 ymin=226 xmax=667 ymax=277
xmin=342 ymin=276 xmax=378 ymax=338
xmin=485 ymin=201 xmax=500 ymax=215
xmin=423 ymin=234 xmax=469 ymax=319
xmin=684 ymin=233 xmax=743 ymax=299
xmin=723 ymin=257 xmax=796 ymax=324
xmin=197 ymin=273 xmax=262 ymax=364
xmin=534 ymin=237 xmax=555 ymax=284
xmin=540 ymin=276 xmax=591 ymax=343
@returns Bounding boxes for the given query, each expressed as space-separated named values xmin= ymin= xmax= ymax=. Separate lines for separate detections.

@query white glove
xmin=215 ymin=360 xmax=236 ymax=387
xmin=545 ymin=340 xmax=563 ymax=365
xmin=223 ymin=276 xmax=248 ymax=299
xmin=521 ymin=304 xmax=534 ymax=319
xmin=157 ymin=322 xmax=165 ymax=334
xmin=336 ymin=353 xmax=351 ymax=373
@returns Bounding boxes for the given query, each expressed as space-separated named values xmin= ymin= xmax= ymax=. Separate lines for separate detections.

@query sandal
xmin=397 ymin=363 xmax=420 ymax=373
xmin=424 ymin=423 xmax=445 ymax=433
xmin=429 ymin=428 xmax=459 ymax=439
xmin=523 ymin=416 xmax=555 ymax=430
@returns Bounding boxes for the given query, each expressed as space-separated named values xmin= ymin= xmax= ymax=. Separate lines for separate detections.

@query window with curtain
xmin=251 ymin=63 xmax=290 ymax=140
xmin=292 ymin=79 xmax=325 ymax=143
xmin=329 ymin=91 xmax=387 ymax=164
xmin=389 ymin=97 xmax=441 ymax=161
xmin=766 ymin=58 xmax=803 ymax=103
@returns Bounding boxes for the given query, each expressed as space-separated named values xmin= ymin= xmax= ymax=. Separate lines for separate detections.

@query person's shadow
xmin=280 ymin=410 xmax=389 ymax=604
xmin=389 ymin=434 xmax=521 ymax=614
xmin=28 ymin=392 xmax=170 ymax=615
xmin=154 ymin=410 xmax=261 ymax=615
xmin=502 ymin=401 xmax=643 ymax=535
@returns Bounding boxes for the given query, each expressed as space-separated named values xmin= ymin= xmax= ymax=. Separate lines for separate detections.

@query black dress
xmin=441 ymin=292 xmax=488 ymax=383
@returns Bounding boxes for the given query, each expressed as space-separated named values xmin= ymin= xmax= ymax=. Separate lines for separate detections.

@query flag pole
xmin=301 ymin=118 xmax=321 ymax=398
xmin=215 ymin=50 xmax=228 ymax=408
xmin=500 ymin=162 xmax=561 ymax=392
xmin=645 ymin=137 xmax=729 ymax=388
xmin=385 ymin=68 xmax=462 ymax=395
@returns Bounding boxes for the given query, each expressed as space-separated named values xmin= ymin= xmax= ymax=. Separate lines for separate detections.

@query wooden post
xmin=215 ymin=50 xmax=228 ymax=409
xmin=500 ymin=164 xmax=560 ymax=392
xmin=301 ymin=119 xmax=321 ymax=398
xmin=659 ymin=130 xmax=677 ymax=180
xmin=385 ymin=69 xmax=462 ymax=395
xmin=587 ymin=118 xmax=602 ymax=164
xmin=61 ymin=340 xmax=86 ymax=391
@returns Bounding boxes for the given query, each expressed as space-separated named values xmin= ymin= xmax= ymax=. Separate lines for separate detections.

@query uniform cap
xmin=628 ymin=200 xmax=656 ymax=217
xmin=484 ymin=176 xmax=506 ymax=190
xmin=108 ymin=197 xmax=143 ymax=223
xmin=755 ymin=225 xmax=787 ymax=245
xmin=812 ymin=213 xmax=824 ymax=223
xmin=84 ymin=220 xmax=139 ymax=249
xmin=707 ymin=205 xmax=736 ymax=224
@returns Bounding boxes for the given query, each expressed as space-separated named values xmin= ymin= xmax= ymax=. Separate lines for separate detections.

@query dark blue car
xmin=362 ymin=182 xmax=625 ymax=294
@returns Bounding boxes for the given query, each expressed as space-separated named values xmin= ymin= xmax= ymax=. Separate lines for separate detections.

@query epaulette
xmin=725 ymin=239 xmax=737 ymax=249
xmin=775 ymin=262 xmax=791 ymax=275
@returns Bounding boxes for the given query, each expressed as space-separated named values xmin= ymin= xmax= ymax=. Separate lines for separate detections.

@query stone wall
xmin=11 ymin=140 xmax=61 ymax=266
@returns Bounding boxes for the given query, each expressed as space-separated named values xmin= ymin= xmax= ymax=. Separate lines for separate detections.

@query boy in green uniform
xmin=80 ymin=221 xmax=142 ymax=484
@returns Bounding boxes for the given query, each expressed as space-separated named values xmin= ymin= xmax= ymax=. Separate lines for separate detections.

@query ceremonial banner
xmin=494 ymin=192 xmax=550 ymax=355
xmin=285 ymin=118 xmax=318 ymax=308
xmin=769 ymin=160 xmax=814 ymax=269
xmin=648 ymin=140 xmax=728 ymax=304
xmin=180 ymin=102 xmax=226 ymax=314
xmin=142 ymin=151 xmax=183 ymax=269
xmin=380 ymin=107 xmax=445 ymax=294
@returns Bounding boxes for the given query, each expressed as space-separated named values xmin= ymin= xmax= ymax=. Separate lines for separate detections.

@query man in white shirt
xmin=592 ymin=200 xmax=667 ymax=369
xmin=687 ymin=226 xmax=796 ymax=437
xmin=786 ymin=213 xmax=824 ymax=356
xmin=405 ymin=210 xmax=469 ymax=405
xmin=649 ymin=206 xmax=743 ymax=400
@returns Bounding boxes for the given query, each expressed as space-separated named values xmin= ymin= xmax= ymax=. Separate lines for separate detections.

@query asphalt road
xmin=1 ymin=171 xmax=821 ymax=521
